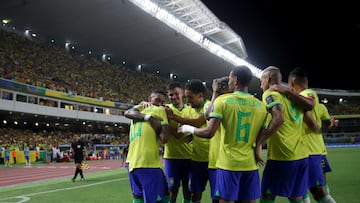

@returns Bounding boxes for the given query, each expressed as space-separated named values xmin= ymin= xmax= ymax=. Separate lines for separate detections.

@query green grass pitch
xmin=0 ymin=147 xmax=358 ymax=202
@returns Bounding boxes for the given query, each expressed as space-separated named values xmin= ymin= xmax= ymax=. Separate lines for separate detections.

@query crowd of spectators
xmin=0 ymin=28 xmax=172 ymax=105
xmin=326 ymin=103 xmax=360 ymax=115
xmin=0 ymin=127 xmax=129 ymax=163
xmin=0 ymin=28 xmax=174 ymax=162
xmin=1 ymin=28 xmax=358 ymax=114
xmin=0 ymin=127 xmax=128 ymax=152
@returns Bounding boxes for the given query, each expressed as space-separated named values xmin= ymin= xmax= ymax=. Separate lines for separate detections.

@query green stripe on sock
xmin=132 ymin=198 xmax=144 ymax=203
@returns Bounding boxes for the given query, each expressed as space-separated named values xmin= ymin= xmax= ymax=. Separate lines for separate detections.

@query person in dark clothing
xmin=71 ymin=134 xmax=86 ymax=182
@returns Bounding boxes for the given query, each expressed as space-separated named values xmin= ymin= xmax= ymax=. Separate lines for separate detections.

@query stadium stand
xmin=1 ymin=18 xmax=360 ymax=165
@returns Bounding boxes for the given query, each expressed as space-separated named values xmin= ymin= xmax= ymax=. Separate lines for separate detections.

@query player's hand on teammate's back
xmin=140 ymin=101 xmax=153 ymax=109
xmin=164 ymin=106 xmax=174 ymax=120
xmin=255 ymin=144 xmax=265 ymax=167
xmin=269 ymin=84 xmax=287 ymax=93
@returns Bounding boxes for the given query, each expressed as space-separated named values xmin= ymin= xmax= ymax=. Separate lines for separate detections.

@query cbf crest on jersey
xmin=266 ymin=95 xmax=274 ymax=105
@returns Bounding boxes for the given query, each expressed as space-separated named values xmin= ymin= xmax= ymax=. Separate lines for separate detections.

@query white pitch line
xmin=0 ymin=177 xmax=128 ymax=203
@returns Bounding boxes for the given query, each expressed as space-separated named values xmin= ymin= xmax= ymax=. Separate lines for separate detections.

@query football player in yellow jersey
xmin=271 ymin=67 xmax=336 ymax=203
xmin=256 ymin=66 xmax=315 ymax=203
xmin=318 ymin=103 xmax=338 ymax=195
xmin=204 ymin=76 xmax=229 ymax=203
xmin=179 ymin=66 xmax=268 ymax=203
xmin=163 ymin=82 xmax=193 ymax=203
xmin=124 ymin=89 xmax=170 ymax=203
xmin=167 ymin=79 xmax=210 ymax=203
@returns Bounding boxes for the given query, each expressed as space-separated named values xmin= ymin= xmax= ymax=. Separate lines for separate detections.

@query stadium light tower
xmin=128 ymin=0 xmax=264 ymax=79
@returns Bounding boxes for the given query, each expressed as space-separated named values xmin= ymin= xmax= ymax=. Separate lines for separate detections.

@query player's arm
xmin=204 ymin=96 xmax=216 ymax=120
xmin=159 ymin=125 xmax=171 ymax=144
xmin=124 ymin=108 xmax=148 ymax=121
xmin=288 ymin=91 xmax=315 ymax=111
xmin=256 ymin=104 xmax=284 ymax=147
xmin=303 ymin=111 xmax=321 ymax=132
xmin=177 ymin=117 xmax=221 ymax=139
xmin=270 ymin=84 xmax=314 ymax=111
xmin=255 ymin=127 xmax=267 ymax=166
xmin=255 ymin=105 xmax=283 ymax=166
xmin=163 ymin=106 xmax=183 ymax=139
xmin=170 ymin=113 xmax=206 ymax=128
xmin=205 ymin=79 xmax=221 ymax=120
xmin=124 ymin=108 xmax=162 ymax=134
xmin=164 ymin=101 xmax=207 ymax=127
xmin=323 ymin=116 xmax=339 ymax=130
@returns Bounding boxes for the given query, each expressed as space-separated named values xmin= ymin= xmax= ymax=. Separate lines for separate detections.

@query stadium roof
xmin=0 ymin=0 xmax=263 ymax=95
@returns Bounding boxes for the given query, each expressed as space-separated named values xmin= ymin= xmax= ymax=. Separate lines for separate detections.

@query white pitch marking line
xmin=0 ymin=177 xmax=128 ymax=203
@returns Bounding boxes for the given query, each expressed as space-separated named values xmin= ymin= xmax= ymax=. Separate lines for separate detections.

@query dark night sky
xmin=202 ymin=1 xmax=360 ymax=90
